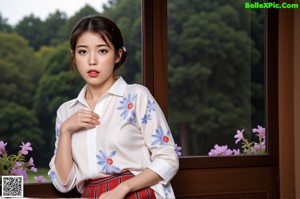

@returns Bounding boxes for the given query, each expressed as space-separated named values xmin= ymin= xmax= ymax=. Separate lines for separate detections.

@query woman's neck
xmin=85 ymin=77 xmax=116 ymax=110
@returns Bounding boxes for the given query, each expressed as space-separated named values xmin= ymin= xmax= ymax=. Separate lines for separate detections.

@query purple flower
xmin=208 ymin=144 xmax=233 ymax=156
xmin=10 ymin=162 xmax=23 ymax=176
xmin=11 ymin=161 xmax=22 ymax=169
xmin=261 ymin=141 xmax=266 ymax=151
xmin=34 ymin=176 xmax=46 ymax=183
xmin=252 ymin=125 xmax=265 ymax=140
xmin=10 ymin=162 xmax=28 ymax=182
xmin=19 ymin=142 xmax=33 ymax=155
xmin=31 ymin=167 xmax=37 ymax=172
xmin=234 ymin=129 xmax=245 ymax=144
xmin=208 ymin=125 xmax=266 ymax=155
xmin=28 ymin=157 xmax=34 ymax=166
xmin=232 ymin=149 xmax=240 ymax=155
xmin=253 ymin=141 xmax=266 ymax=152
xmin=174 ymin=144 xmax=182 ymax=156
xmin=0 ymin=141 xmax=7 ymax=155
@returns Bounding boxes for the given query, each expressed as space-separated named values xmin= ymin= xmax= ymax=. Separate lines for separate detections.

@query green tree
xmin=0 ymin=14 xmax=13 ymax=33
xmin=0 ymin=32 xmax=43 ymax=164
xmin=14 ymin=11 xmax=67 ymax=50
xmin=0 ymin=103 xmax=44 ymax=154
xmin=42 ymin=10 xmax=67 ymax=47
xmin=52 ymin=5 xmax=99 ymax=46
xmin=14 ymin=14 xmax=44 ymax=51
xmin=0 ymin=32 xmax=41 ymax=108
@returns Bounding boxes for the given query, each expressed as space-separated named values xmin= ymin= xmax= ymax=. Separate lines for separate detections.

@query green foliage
xmin=52 ymin=5 xmax=99 ymax=46
xmin=0 ymin=14 xmax=13 ymax=33
xmin=0 ymin=150 xmax=27 ymax=176
xmin=42 ymin=42 xmax=71 ymax=75
xmin=0 ymin=61 xmax=32 ymax=107
xmin=15 ymin=12 xmax=67 ymax=50
xmin=42 ymin=11 xmax=67 ymax=46
xmin=14 ymin=14 xmax=44 ymax=51
xmin=0 ymin=103 xmax=44 ymax=152
xmin=0 ymin=32 xmax=41 ymax=108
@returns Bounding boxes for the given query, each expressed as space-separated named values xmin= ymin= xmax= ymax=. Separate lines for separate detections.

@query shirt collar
xmin=107 ymin=76 xmax=127 ymax=96
xmin=68 ymin=77 xmax=127 ymax=108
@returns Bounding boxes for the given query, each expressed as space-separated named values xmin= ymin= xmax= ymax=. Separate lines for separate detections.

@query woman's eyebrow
xmin=76 ymin=44 xmax=110 ymax=48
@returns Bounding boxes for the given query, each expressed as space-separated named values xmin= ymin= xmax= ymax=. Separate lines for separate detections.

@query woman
xmin=48 ymin=15 xmax=179 ymax=199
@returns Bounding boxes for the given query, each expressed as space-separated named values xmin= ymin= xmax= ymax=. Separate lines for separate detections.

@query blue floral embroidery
xmin=127 ymin=111 xmax=137 ymax=124
xmin=55 ymin=127 xmax=60 ymax=138
xmin=48 ymin=170 xmax=55 ymax=180
xmin=96 ymin=150 xmax=120 ymax=173
xmin=151 ymin=126 xmax=171 ymax=146
xmin=147 ymin=100 xmax=156 ymax=112
xmin=117 ymin=93 xmax=137 ymax=119
xmin=141 ymin=113 xmax=151 ymax=124
xmin=163 ymin=184 xmax=172 ymax=198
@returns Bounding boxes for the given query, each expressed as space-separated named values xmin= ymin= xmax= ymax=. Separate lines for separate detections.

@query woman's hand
xmin=60 ymin=109 xmax=100 ymax=134
xmin=99 ymin=183 xmax=130 ymax=199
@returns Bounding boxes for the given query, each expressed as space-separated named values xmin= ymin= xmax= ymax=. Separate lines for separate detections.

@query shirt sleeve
xmin=135 ymin=86 xmax=179 ymax=184
xmin=48 ymin=108 xmax=77 ymax=193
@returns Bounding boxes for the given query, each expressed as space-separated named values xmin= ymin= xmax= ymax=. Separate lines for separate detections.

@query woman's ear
xmin=115 ymin=48 xmax=123 ymax=63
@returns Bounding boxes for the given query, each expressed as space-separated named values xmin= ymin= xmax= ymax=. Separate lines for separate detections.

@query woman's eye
xmin=99 ymin=49 xmax=108 ymax=54
xmin=78 ymin=50 xmax=87 ymax=54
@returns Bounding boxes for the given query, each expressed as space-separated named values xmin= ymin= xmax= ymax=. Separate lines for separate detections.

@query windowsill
xmin=23 ymin=183 xmax=80 ymax=198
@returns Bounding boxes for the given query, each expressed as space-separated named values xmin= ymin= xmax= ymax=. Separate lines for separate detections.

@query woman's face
xmin=74 ymin=31 xmax=122 ymax=87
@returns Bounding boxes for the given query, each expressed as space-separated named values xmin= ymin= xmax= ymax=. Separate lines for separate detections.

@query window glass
xmin=0 ymin=0 xmax=141 ymax=183
xmin=168 ymin=0 xmax=266 ymax=156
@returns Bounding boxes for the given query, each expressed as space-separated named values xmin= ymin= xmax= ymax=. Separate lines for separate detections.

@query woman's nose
xmin=89 ymin=53 xmax=97 ymax=66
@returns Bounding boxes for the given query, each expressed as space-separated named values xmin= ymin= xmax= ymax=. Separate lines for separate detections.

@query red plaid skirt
xmin=81 ymin=170 xmax=156 ymax=199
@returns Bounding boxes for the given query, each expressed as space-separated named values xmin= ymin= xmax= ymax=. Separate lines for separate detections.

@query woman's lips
xmin=87 ymin=69 xmax=100 ymax=77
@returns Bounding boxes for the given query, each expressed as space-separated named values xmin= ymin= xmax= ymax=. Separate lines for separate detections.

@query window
xmin=142 ymin=0 xmax=278 ymax=168
xmin=167 ymin=0 xmax=266 ymax=156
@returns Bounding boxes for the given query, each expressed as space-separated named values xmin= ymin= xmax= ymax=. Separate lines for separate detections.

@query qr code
xmin=1 ymin=176 xmax=23 ymax=197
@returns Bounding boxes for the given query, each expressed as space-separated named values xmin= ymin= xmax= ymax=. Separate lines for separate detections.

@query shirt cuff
xmin=51 ymin=163 xmax=76 ymax=193
xmin=147 ymin=158 xmax=175 ymax=183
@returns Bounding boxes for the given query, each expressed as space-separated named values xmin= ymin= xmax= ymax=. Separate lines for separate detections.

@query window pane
xmin=0 ymin=0 xmax=141 ymax=183
xmin=168 ymin=0 xmax=266 ymax=156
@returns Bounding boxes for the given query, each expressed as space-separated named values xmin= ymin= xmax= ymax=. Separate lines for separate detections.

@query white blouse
xmin=48 ymin=77 xmax=179 ymax=199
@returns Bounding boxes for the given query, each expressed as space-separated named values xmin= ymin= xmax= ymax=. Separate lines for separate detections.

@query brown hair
xmin=70 ymin=15 xmax=127 ymax=71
